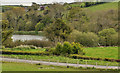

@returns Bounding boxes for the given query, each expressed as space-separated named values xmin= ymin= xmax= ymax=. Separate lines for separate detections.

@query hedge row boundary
xmin=69 ymin=54 xmax=120 ymax=62
xmin=1 ymin=50 xmax=50 ymax=56
xmin=1 ymin=50 xmax=120 ymax=62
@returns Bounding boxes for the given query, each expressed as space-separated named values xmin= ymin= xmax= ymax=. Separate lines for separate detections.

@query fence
xmin=2 ymin=55 xmax=119 ymax=70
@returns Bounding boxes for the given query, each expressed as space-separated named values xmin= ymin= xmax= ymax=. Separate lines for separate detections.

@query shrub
xmin=62 ymin=41 xmax=73 ymax=55
xmin=98 ymin=28 xmax=117 ymax=46
xmin=2 ymin=50 xmax=50 ymax=56
xmin=72 ymin=42 xmax=84 ymax=55
xmin=69 ymin=30 xmax=99 ymax=47
xmin=13 ymin=45 xmax=37 ymax=50
xmin=55 ymin=41 xmax=84 ymax=56
xmin=55 ymin=42 xmax=63 ymax=55
xmin=24 ymin=40 xmax=52 ymax=48
xmin=80 ymin=3 xmax=86 ymax=8
xmin=8 ymin=40 xmax=52 ymax=48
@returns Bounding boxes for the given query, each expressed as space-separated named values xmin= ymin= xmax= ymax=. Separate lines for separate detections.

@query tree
xmin=44 ymin=18 xmax=72 ymax=44
xmin=69 ymin=30 xmax=99 ymax=47
xmin=67 ymin=7 xmax=89 ymax=31
xmin=2 ymin=20 xmax=13 ymax=47
xmin=98 ymin=28 xmax=117 ymax=46
xmin=35 ymin=22 xmax=44 ymax=31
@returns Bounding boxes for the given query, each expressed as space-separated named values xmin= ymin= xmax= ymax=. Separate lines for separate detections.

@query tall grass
xmin=7 ymin=40 xmax=53 ymax=48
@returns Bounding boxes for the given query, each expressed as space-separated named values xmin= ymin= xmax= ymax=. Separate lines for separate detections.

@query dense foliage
xmin=2 ymin=20 xmax=13 ymax=47
xmin=55 ymin=42 xmax=84 ymax=56
xmin=2 ymin=2 xmax=118 ymax=47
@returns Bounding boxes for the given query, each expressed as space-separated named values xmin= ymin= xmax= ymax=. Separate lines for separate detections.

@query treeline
xmin=2 ymin=2 xmax=118 ymax=47
xmin=80 ymin=2 xmax=105 ymax=8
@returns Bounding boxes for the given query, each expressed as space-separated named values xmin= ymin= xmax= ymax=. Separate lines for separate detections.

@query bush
xmin=24 ymin=40 xmax=52 ymax=48
xmin=62 ymin=42 xmax=73 ymax=55
xmin=72 ymin=42 xmax=84 ymax=55
xmin=13 ymin=45 xmax=37 ymax=50
xmin=55 ymin=41 xmax=84 ymax=56
xmin=2 ymin=50 xmax=50 ymax=56
xmin=69 ymin=54 xmax=119 ymax=62
xmin=69 ymin=30 xmax=99 ymax=47
xmin=55 ymin=42 xmax=63 ymax=55
xmin=8 ymin=40 xmax=52 ymax=48
xmin=98 ymin=28 xmax=117 ymax=46
xmin=80 ymin=3 xmax=86 ymax=8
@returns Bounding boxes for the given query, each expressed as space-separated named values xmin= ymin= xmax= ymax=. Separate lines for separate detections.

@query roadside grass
xmin=2 ymin=61 xmax=99 ymax=71
xmin=2 ymin=54 xmax=118 ymax=66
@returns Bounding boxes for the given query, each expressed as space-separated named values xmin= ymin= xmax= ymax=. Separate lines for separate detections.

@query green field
xmin=85 ymin=2 xmax=118 ymax=12
xmin=2 ymin=61 xmax=99 ymax=71
xmin=84 ymin=47 xmax=118 ymax=59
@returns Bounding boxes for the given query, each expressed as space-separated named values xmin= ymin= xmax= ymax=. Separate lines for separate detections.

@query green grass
xmin=2 ymin=47 xmax=119 ymax=66
xmin=2 ymin=61 xmax=98 ymax=71
xmin=84 ymin=47 xmax=118 ymax=59
xmin=85 ymin=2 xmax=118 ymax=12
xmin=2 ymin=54 xmax=118 ymax=66
xmin=3 ymin=47 xmax=118 ymax=59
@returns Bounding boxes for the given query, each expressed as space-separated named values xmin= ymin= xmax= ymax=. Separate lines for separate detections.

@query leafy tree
xmin=55 ymin=42 xmax=84 ymax=56
xmin=72 ymin=42 xmax=84 ymax=55
xmin=98 ymin=28 xmax=117 ymax=46
xmin=67 ymin=7 xmax=89 ymax=31
xmin=69 ymin=30 xmax=99 ymax=47
xmin=2 ymin=20 xmax=13 ymax=47
xmin=35 ymin=22 xmax=44 ymax=31
xmin=55 ymin=42 xmax=63 ymax=55
xmin=44 ymin=18 xmax=72 ymax=44
xmin=62 ymin=41 xmax=73 ymax=55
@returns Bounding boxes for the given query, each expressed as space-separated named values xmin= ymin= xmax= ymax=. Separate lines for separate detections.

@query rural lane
xmin=1 ymin=57 xmax=119 ymax=69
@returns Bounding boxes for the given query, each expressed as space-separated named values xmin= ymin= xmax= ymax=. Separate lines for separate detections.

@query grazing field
xmin=84 ymin=47 xmax=118 ymax=59
xmin=85 ymin=2 xmax=118 ymax=12
xmin=2 ymin=61 xmax=98 ymax=71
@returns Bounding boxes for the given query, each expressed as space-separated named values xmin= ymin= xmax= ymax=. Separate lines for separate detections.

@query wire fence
xmin=2 ymin=55 xmax=119 ymax=68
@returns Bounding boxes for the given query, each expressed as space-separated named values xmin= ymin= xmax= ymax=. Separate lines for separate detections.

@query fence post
xmin=106 ymin=63 xmax=108 ymax=70
xmin=77 ymin=60 xmax=79 ymax=67
xmin=96 ymin=62 xmax=97 ymax=67
xmin=49 ymin=59 xmax=50 ymax=65
xmin=17 ymin=57 xmax=18 ymax=63
xmin=25 ymin=58 xmax=26 ymax=63
xmin=31 ymin=58 xmax=32 ymax=64
xmin=57 ymin=60 xmax=59 ymax=65
xmin=66 ymin=60 xmax=68 ymax=66
xmin=86 ymin=61 xmax=87 ymax=68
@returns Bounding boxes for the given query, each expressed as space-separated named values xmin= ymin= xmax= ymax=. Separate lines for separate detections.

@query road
xmin=1 ymin=57 xmax=119 ymax=69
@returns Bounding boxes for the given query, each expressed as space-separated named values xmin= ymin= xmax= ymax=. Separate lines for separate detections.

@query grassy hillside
xmin=84 ymin=2 xmax=118 ymax=13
